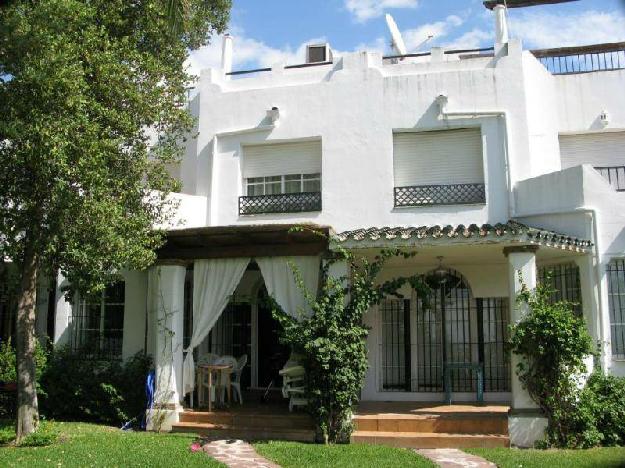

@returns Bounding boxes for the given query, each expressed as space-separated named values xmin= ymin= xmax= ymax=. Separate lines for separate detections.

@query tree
xmin=0 ymin=0 xmax=230 ymax=440
xmin=271 ymin=230 xmax=428 ymax=443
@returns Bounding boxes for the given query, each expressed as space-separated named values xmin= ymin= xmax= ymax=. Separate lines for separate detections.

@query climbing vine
xmin=270 ymin=228 xmax=428 ymax=443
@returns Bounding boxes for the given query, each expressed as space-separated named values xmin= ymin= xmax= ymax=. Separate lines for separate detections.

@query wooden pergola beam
xmin=484 ymin=0 xmax=579 ymax=9
xmin=157 ymin=224 xmax=331 ymax=261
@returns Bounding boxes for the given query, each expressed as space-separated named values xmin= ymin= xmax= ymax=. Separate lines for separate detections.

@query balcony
xmin=239 ymin=192 xmax=322 ymax=215
xmin=531 ymin=42 xmax=625 ymax=75
xmin=594 ymin=166 xmax=625 ymax=192
xmin=394 ymin=184 xmax=486 ymax=207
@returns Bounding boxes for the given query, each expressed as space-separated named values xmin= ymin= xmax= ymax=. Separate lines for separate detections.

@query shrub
xmin=509 ymin=279 xmax=595 ymax=448
xmin=580 ymin=372 xmax=625 ymax=446
xmin=0 ymin=338 xmax=48 ymax=418
xmin=40 ymin=348 xmax=151 ymax=426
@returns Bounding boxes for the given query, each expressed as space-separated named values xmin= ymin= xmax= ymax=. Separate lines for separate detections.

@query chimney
xmin=494 ymin=5 xmax=509 ymax=45
xmin=221 ymin=34 xmax=233 ymax=78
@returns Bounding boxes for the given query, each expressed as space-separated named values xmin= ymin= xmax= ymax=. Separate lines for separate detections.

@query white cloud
xmin=442 ymin=28 xmax=493 ymax=50
xmin=401 ymin=15 xmax=465 ymax=51
xmin=509 ymin=10 xmax=625 ymax=49
xmin=344 ymin=0 xmax=419 ymax=23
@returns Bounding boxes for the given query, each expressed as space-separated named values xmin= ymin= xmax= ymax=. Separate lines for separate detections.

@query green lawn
xmin=468 ymin=447 xmax=625 ymax=468
xmin=253 ymin=441 xmax=436 ymax=468
xmin=0 ymin=420 xmax=221 ymax=467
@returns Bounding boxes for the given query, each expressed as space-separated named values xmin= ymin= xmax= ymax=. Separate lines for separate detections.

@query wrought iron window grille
xmin=594 ymin=166 xmax=625 ymax=192
xmin=239 ymin=191 xmax=322 ymax=215
xmin=394 ymin=184 xmax=486 ymax=207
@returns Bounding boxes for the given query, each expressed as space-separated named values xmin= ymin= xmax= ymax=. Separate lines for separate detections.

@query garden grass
xmin=0 ymin=420 xmax=221 ymax=467
xmin=253 ymin=440 xmax=436 ymax=467
xmin=467 ymin=447 xmax=625 ymax=468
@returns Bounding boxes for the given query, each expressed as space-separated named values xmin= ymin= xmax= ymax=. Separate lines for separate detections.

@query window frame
xmin=607 ymin=259 xmax=625 ymax=359
xmin=245 ymin=173 xmax=321 ymax=196
xmin=73 ymin=282 xmax=125 ymax=360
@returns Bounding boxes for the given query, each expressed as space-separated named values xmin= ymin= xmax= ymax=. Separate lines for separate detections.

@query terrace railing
xmin=594 ymin=166 xmax=625 ymax=192
xmin=394 ymin=183 xmax=486 ymax=207
xmin=531 ymin=42 xmax=625 ymax=75
xmin=239 ymin=192 xmax=322 ymax=215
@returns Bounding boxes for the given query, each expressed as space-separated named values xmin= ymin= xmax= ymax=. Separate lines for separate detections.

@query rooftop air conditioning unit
xmin=306 ymin=43 xmax=333 ymax=64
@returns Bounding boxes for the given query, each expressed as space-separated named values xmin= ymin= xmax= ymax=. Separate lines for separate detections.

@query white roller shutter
xmin=242 ymin=140 xmax=322 ymax=178
xmin=559 ymin=132 xmax=625 ymax=169
xmin=393 ymin=128 xmax=484 ymax=187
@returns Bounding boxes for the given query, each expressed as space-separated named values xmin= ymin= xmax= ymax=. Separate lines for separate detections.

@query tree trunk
xmin=15 ymin=243 xmax=39 ymax=442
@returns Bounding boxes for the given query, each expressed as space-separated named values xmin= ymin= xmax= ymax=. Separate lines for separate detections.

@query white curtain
xmin=182 ymin=257 xmax=250 ymax=395
xmin=257 ymin=256 xmax=320 ymax=320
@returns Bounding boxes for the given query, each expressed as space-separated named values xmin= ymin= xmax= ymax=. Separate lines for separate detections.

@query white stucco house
xmin=2 ymin=2 xmax=624 ymax=448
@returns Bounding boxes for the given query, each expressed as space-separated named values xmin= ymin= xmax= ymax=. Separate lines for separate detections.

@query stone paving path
xmin=201 ymin=438 xmax=280 ymax=468
xmin=415 ymin=448 xmax=496 ymax=468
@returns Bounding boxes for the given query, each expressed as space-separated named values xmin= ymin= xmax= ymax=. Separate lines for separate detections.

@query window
xmin=607 ymin=259 xmax=625 ymax=359
xmin=538 ymin=263 xmax=582 ymax=315
xmin=70 ymin=282 xmax=125 ymax=360
xmin=245 ymin=173 xmax=321 ymax=196
xmin=393 ymin=128 xmax=485 ymax=206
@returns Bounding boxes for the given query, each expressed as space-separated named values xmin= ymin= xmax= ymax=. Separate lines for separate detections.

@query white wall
xmin=556 ymin=70 xmax=625 ymax=133
xmin=183 ymin=41 xmax=558 ymax=232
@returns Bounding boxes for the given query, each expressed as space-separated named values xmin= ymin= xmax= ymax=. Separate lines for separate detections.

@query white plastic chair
xmin=231 ymin=354 xmax=248 ymax=405
xmin=279 ymin=358 xmax=307 ymax=412
xmin=215 ymin=355 xmax=237 ymax=404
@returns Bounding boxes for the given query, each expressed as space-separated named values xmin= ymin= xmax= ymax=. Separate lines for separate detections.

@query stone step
xmin=353 ymin=414 xmax=508 ymax=435
xmin=351 ymin=430 xmax=510 ymax=449
xmin=171 ymin=421 xmax=316 ymax=442
xmin=178 ymin=411 xmax=314 ymax=429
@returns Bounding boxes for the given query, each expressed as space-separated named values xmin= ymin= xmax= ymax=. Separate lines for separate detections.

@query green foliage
xmin=0 ymin=339 xmax=48 ymax=418
xmin=40 ymin=349 xmax=152 ymax=425
xmin=16 ymin=421 xmax=59 ymax=447
xmin=467 ymin=447 xmax=625 ymax=468
xmin=509 ymin=279 xmax=595 ymax=448
xmin=0 ymin=0 xmax=230 ymax=294
xmin=0 ymin=420 xmax=221 ymax=466
xmin=271 ymin=230 xmax=428 ymax=443
xmin=579 ymin=372 xmax=625 ymax=446
xmin=254 ymin=440 xmax=437 ymax=468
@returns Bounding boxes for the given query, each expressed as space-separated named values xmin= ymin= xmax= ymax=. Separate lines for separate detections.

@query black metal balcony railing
xmin=239 ymin=191 xmax=322 ymax=215
xmin=394 ymin=183 xmax=486 ymax=207
xmin=531 ymin=42 xmax=625 ymax=75
xmin=594 ymin=166 xmax=625 ymax=192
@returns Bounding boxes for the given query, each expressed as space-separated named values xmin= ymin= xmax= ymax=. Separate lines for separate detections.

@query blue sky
xmin=187 ymin=0 xmax=625 ymax=74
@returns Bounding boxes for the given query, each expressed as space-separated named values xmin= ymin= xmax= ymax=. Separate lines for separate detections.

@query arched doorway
xmin=412 ymin=269 xmax=510 ymax=396
xmin=415 ymin=269 xmax=477 ymax=393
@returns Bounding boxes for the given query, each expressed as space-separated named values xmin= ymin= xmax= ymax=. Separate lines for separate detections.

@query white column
xmin=505 ymin=246 xmax=538 ymax=409
xmin=505 ymin=245 xmax=547 ymax=447
xmin=494 ymin=5 xmax=509 ymax=45
xmin=121 ymin=270 xmax=149 ymax=361
xmin=148 ymin=263 xmax=186 ymax=431
xmin=53 ymin=272 xmax=73 ymax=347
xmin=221 ymin=34 xmax=233 ymax=79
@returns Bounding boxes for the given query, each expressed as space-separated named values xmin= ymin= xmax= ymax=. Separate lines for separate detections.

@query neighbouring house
xmin=1 ymin=1 xmax=624 ymax=448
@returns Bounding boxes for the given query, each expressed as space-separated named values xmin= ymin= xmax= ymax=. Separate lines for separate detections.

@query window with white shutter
xmin=239 ymin=140 xmax=322 ymax=215
xmin=560 ymin=132 xmax=625 ymax=191
xmin=393 ymin=128 xmax=485 ymax=207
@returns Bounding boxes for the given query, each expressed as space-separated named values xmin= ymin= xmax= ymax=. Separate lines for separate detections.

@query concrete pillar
xmin=221 ymin=34 xmax=233 ymax=79
xmin=494 ymin=5 xmax=509 ymax=45
xmin=147 ymin=264 xmax=186 ymax=431
xmin=53 ymin=272 xmax=73 ymax=347
xmin=506 ymin=246 xmax=538 ymax=410
xmin=504 ymin=245 xmax=547 ymax=447
xmin=121 ymin=270 xmax=148 ymax=361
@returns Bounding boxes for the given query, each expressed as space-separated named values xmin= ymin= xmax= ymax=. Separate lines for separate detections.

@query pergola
xmin=483 ymin=0 xmax=579 ymax=9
